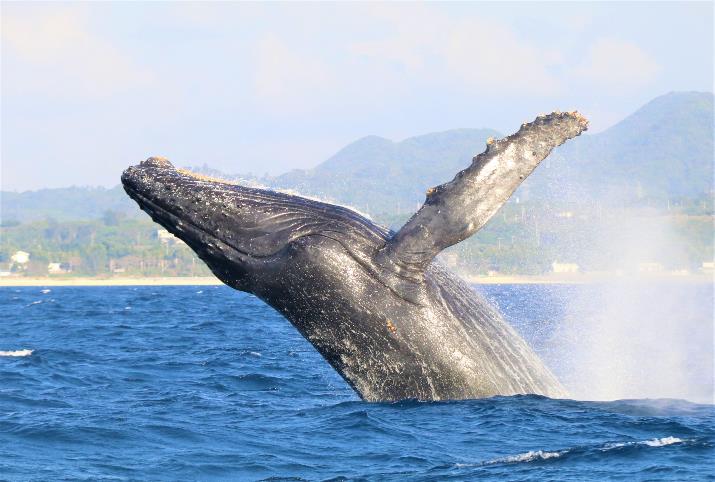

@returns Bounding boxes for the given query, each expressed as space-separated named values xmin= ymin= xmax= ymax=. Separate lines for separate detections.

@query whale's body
xmin=122 ymin=112 xmax=587 ymax=401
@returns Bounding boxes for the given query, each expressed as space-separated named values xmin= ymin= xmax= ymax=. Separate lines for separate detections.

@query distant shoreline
xmin=0 ymin=274 xmax=711 ymax=287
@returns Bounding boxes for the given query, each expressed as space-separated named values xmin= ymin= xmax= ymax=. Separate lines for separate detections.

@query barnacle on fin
xmin=386 ymin=319 xmax=397 ymax=334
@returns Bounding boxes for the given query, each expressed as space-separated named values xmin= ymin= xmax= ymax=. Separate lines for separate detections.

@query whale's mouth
xmin=124 ymin=184 xmax=230 ymax=252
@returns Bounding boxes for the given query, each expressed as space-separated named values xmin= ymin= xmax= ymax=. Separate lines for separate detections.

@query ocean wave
xmin=223 ymin=373 xmax=283 ymax=391
xmin=484 ymin=449 xmax=568 ymax=465
xmin=603 ymin=436 xmax=685 ymax=450
xmin=0 ymin=349 xmax=34 ymax=357
xmin=643 ymin=437 xmax=684 ymax=447
xmin=459 ymin=436 xmax=687 ymax=468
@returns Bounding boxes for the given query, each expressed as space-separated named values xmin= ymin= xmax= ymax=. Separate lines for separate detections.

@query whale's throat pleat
xmin=206 ymin=187 xmax=389 ymax=259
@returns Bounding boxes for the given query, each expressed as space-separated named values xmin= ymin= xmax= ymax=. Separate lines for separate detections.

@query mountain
xmin=522 ymin=91 xmax=714 ymax=204
xmin=1 ymin=91 xmax=712 ymax=223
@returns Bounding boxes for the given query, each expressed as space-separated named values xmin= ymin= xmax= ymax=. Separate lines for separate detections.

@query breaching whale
xmin=122 ymin=112 xmax=588 ymax=402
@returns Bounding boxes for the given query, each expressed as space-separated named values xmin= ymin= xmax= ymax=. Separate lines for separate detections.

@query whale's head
xmin=121 ymin=157 xmax=389 ymax=293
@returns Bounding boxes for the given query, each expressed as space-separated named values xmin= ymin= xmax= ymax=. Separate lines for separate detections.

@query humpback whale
xmin=121 ymin=112 xmax=588 ymax=402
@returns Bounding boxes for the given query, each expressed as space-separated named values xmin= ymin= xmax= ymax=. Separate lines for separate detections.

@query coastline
xmin=0 ymin=274 xmax=711 ymax=287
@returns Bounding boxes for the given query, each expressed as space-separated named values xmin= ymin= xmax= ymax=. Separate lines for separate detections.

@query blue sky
xmin=1 ymin=1 xmax=712 ymax=191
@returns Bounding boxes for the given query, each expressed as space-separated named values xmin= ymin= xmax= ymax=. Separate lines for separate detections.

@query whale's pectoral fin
xmin=376 ymin=111 xmax=588 ymax=301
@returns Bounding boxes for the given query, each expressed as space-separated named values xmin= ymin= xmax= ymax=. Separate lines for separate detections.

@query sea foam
xmin=453 ymin=449 xmax=568 ymax=467
xmin=604 ymin=436 xmax=685 ymax=450
xmin=643 ymin=437 xmax=684 ymax=447
xmin=466 ymin=436 xmax=685 ymax=468
xmin=488 ymin=449 xmax=567 ymax=464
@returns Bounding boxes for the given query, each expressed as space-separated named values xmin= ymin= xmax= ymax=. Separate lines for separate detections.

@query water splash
xmin=550 ymin=214 xmax=713 ymax=403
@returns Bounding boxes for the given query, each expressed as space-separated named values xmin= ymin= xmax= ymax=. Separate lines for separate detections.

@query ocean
xmin=1 ymin=284 xmax=713 ymax=481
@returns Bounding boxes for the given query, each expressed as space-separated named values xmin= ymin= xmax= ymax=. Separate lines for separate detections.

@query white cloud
xmin=349 ymin=4 xmax=563 ymax=95
xmin=574 ymin=38 xmax=661 ymax=89
xmin=442 ymin=19 xmax=563 ymax=94
xmin=2 ymin=5 xmax=154 ymax=98
xmin=349 ymin=34 xmax=426 ymax=73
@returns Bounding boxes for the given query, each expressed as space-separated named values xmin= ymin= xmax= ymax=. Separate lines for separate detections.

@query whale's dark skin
xmin=122 ymin=112 xmax=588 ymax=402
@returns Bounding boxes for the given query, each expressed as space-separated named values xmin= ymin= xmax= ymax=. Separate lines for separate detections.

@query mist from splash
xmin=548 ymin=212 xmax=713 ymax=404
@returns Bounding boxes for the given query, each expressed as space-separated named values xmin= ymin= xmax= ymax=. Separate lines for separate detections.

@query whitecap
xmin=0 ymin=349 xmax=34 ymax=357
xmin=602 ymin=442 xmax=627 ymax=449
xmin=603 ymin=436 xmax=685 ymax=451
xmin=642 ymin=436 xmax=684 ymax=447
xmin=40 ymin=289 xmax=51 ymax=294
xmin=196 ymin=290 xmax=203 ymax=294
xmin=27 ymin=300 xmax=43 ymax=306
xmin=455 ymin=449 xmax=567 ymax=468
xmin=487 ymin=449 xmax=567 ymax=464
xmin=249 ymin=351 xmax=262 ymax=357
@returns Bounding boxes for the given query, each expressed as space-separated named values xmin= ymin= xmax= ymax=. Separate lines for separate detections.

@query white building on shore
xmin=11 ymin=251 xmax=30 ymax=265
xmin=47 ymin=262 xmax=71 ymax=274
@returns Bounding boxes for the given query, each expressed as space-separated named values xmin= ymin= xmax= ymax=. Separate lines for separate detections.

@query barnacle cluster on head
xmin=175 ymin=168 xmax=239 ymax=186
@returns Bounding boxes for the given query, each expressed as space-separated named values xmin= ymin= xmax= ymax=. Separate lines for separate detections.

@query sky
xmin=1 ymin=1 xmax=712 ymax=191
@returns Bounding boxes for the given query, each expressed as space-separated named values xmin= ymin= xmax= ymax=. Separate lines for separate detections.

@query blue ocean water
xmin=1 ymin=284 xmax=713 ymax=481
